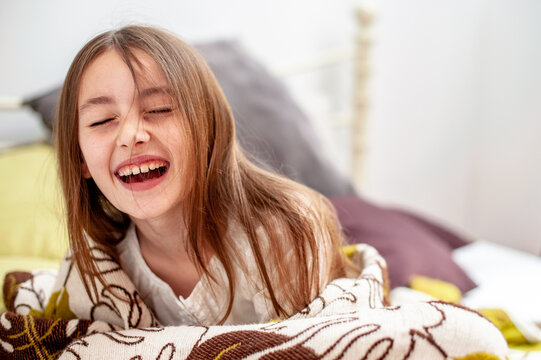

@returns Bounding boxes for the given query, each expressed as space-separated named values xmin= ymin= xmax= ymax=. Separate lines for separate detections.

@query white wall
xmin=471 ymin=0 xmax=541 ymax=253
xmin=363 ymin=0 xmax=541 ymax=254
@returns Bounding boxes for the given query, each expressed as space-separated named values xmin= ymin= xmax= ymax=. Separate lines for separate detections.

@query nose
xmin=116 ymin=111 xmax=150 ymax=148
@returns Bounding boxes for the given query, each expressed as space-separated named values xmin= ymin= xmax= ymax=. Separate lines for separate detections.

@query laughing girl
xmin=55 ymin=25 xmax=350 ymax=326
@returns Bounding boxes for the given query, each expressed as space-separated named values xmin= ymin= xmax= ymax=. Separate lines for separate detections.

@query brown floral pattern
xmin=0 ymin=244 xmax=508 ymax=359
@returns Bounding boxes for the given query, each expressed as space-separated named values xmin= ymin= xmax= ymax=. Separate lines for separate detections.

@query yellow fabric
xmin=0 ymin=143 xmax=68 ymax=259
xmin=410 ymin=275 xmax=462 ymax=303
xmin=480 ymin=308 xmax=528 ymax=345
xmin=342 ymin=244 xmax=357 ymax=258
xmin=32 ymin=290 xmax=77 ymax=320
xmin=480 ymin=308 xmax=541 ymax=351
xmin=510 ymin=343 xmax=541 ymax=351
xmin=453 ymin=353 xmax=502 ymax=360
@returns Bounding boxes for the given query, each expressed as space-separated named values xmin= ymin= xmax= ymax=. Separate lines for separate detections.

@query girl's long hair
xmin=55 ymin=25 xmax=348 ymax=323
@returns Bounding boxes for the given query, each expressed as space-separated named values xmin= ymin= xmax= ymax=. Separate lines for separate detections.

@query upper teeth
xmin=118 ymin=161 xmax=166 ymax=177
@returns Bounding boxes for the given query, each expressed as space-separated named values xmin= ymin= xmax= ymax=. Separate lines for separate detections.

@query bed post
xmin=352 ymin=5 xmax=375 ymax=190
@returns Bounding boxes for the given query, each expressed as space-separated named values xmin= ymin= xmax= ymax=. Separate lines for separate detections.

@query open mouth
xmin=115 ymin=161 xmax=169 ymax=184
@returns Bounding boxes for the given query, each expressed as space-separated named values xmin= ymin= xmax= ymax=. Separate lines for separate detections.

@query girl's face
xmin=78 ymin=49 xmax=190 ymax=222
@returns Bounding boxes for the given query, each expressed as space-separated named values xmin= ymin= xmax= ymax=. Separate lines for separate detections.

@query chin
xmin=123 ymin=201 xmax=183 ymax=222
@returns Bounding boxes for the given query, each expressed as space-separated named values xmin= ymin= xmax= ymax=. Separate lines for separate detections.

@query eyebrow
xmin=138 ymin=86 xmax=173 ymax=98
xmin=78 ymin=96 xmax=113 ymax=114
xmin=78 ymin=86 xmax=173 ymax=114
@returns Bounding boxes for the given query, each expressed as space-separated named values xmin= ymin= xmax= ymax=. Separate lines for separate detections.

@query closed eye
xmin=90 ymin=118 xmax=115 ymax=127
xmin=147 ymin=108 xmax=172 ymax=114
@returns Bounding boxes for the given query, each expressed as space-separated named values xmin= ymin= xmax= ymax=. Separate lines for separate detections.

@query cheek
xmin=78 ymin=136 xmax=111 ymax=177
xmin=164 ymin=134 xmax=194 ymax=194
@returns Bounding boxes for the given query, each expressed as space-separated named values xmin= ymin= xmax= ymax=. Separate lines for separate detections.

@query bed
xmin=0 ymin=7 xmax=539 ymax=360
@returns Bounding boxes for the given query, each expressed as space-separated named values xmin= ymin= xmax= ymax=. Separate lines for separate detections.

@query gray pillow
xmin=26 ymin=40 xmax=355 ymax=197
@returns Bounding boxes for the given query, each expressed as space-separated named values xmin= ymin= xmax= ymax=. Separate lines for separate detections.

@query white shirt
xmin=116 ymin=223 xmax=277 ymax=326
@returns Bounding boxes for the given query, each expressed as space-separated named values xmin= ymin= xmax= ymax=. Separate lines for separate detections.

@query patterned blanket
xmin=0 ymin=244 xmax=508 ymax=359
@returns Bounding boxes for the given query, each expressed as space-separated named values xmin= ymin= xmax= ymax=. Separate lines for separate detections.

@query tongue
xmin=123 ymin=167 xmax=166 ymax=184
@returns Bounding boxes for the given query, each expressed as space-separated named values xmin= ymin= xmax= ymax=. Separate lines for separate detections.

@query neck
xmin=130 ymin=210 xmax=208 ymax=298
xmin=131 ymin=210 xmax=190 ymax=260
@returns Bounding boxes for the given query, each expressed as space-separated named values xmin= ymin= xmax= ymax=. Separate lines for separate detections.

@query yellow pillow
xmin=0 ymin=143 xmax=68 ymax=312
xmin=0 ymin=143 xmax=68 ymax=260
xmin=410 ymin=275 xmax=462 ymax=303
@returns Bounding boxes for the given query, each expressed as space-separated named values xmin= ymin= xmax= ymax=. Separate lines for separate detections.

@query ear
xmin=81 ymin=159 xmax=92 ymax=179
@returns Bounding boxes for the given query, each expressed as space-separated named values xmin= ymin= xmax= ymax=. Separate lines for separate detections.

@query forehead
xmin=78 ymin=49 xmax=169 ymax=101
